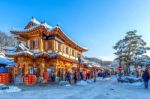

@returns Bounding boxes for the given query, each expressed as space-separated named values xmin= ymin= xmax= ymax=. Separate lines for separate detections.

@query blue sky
xmin=0 ymin=0 xmax=150 ymax=60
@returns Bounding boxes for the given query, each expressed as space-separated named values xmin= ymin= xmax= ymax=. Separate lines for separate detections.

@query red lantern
xmin=118 ymin=66 xmax=122 ymax=72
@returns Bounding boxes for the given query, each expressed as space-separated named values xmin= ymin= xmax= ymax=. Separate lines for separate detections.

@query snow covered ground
xmin=0 ymin=76 xmax=150 ymax=99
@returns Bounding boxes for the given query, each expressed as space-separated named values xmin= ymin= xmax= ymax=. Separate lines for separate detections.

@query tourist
xmin=86 ymin=72 xmax=90 ymax=80
xmin=80 ymin=71 xmax=83 ymax=80
xmin=66 ymin=71 xmax=71 ymax=84
xmin=74 ymin=71 xmax=77 ymax=83
xmin=83 ymin=71 xmax=87 ymax=80
xmin=142 ymin=68 xmax=150 ymax=89
xmin=51 ymin=72 xmax=56 ymax=82
xmin=93 ymin=71 xmax=96 ymax=82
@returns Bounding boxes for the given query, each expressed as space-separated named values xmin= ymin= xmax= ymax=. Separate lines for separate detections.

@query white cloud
xmin=99 ymin=56 xmax=115 ymax=61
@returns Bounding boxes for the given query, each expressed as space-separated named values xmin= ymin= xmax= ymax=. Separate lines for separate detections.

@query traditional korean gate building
xmin=5 ymin=17 xmax=87 ymax=81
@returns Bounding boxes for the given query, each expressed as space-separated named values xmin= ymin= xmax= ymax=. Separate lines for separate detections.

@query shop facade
xmin=5 ymin=17 xmax=88 ymax=84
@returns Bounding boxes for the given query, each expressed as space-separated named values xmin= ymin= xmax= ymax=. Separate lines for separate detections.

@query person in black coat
xmin=66 ymin=71 xmax=71 ymax=84
xmin=142 ymin=68 xmax=150 ymax=89
xmin=80 ymin=71 xmax=83 ymax=80
xmin=74 ymin=71 xmax=77 ymax=83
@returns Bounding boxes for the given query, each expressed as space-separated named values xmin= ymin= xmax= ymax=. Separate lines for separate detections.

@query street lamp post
xmin=77 ymin=54 xmax=81 ymax=80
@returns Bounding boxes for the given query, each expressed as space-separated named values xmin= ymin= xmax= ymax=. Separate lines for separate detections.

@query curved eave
xmin=34 ymin=52 xmax=50 ymax=58
xmin=5 ymin=52 xmax=78 ymax=63
xmin=56 ymin=28 xmax=88 ymax=52
xmin=10 ymin=25 xmax=88 ymax=52
xmin=10 ymin=25 xmax=47 ymax=35
xmin=5 ymin=52 xmax=33 ymax=58
xmin=57 ymin=55 xmax=78 ymax=63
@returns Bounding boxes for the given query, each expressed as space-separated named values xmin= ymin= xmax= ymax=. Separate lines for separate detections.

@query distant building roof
xmin=0 ymin=54 xmax=15 ymax=67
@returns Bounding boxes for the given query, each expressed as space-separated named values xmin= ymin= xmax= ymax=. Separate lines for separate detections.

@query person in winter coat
xmin=80 ymin=71 xmax=83 ymax=80
xmin=74 ymin=71 xmax=77 ymax=83
xmin=83 ymin=71 xmax=87 ymax=80
xmin=86 ymin=72 xmax=90 ymax=80
xmin=51 ymin=72 xmax=56 ymax=82
xmin=142 ymin=68 xmax=150 ymax=89
xmin=93 ymin=70 xmax=97 ymax=82
xmin=66 ymin=71 xmax=71 ymax=84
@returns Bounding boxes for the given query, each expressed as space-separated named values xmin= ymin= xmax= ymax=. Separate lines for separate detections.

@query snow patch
xmin=76 ymin=80 xmax=88 ymax=86
xmin=41 ymin=22 xmax=52 ymax=29
xmin=96 ymin=77 xmax=103 ymax=81
xmin=119 ymin=76 xmax=143 ymax=83
xmin=103 ymin=78 xmax=111 ymax=81
xmin=59 ymin=81 xmax=69 ymax=86
xmin=0 ymin=55 xmax=15 ymax=67
xmin=0 ymin=84 xmax=21 ymax=93
xmin=86 ymin=79 xmax=94 ymax=83
xmin=65 ymin=84 xmax=71 ymax=87
xmin=123 ymin=82 xmax=144 ymax=87
xmin=31 ymin=17 xmax=40 ymax=25
xmin=4 ymin=86 xmax=22 ymax=93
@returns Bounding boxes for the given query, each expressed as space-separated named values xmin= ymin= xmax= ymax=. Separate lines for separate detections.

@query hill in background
xmin=0 ymin=31 xmax=16 ymax=50
xmin=84 ymin=56 xmax=112 ymax=67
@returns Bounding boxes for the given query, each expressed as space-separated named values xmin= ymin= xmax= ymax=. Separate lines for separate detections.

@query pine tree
xmin=113 ymin=30 xmax=149 ymax=74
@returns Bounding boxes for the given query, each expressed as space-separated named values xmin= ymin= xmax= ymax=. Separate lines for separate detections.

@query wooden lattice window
xmin=31 ymin=39 xmax=38 ymax=49
xmin=58 ymin=43 xmax=61 ymax=52
xmin=66 ymin=47 xmax=69 ymax=54
xmin=72 ymin=50 xmax=74 ymax=56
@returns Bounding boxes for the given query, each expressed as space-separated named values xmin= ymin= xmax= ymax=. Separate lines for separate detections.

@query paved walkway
xmin=1 ymin=77 xmax=150 ymax=99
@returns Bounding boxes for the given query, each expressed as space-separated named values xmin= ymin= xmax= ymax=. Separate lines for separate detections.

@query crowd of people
xmin=46 ymin=67 xmax=150 ymax=89
xmin=44 ymin=69 xmax=111 ymax=84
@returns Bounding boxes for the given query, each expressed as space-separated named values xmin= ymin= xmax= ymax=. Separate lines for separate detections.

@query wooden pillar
xmin=55 ymin=59 xmax=59 ymax=77
xmin=33 ymin=62 xmax=36 ymax=68
xmin=16 ymin=62 xmax=19 ymax=75
xmin=13 ymin=62 xmax=19 ymax=78
xmin=40 ymin=62 xmax=45 ymax=77
xmin=51 ymin=40 xmax=55 ymax=52
xmin=24 ymin=63 xmax=29 ymax=75
xmin=40 ymin=38 xmax=43 ymax=51
xmin=63 ymin=62 xmax=66 ymax=80
xmin=61 ymin=44 xmax=64 ymax=53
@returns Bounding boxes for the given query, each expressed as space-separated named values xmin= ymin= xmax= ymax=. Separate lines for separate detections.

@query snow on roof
xmin=82 ymin=47 xmax=88 ymax=50
xmin=3 ymin=42 xmax=29 ymax=55
xmin=17 ymin=42 xmax=29 ymax=51
xmin=5 ymin=51 xmax=33 ymax=56
xmin=41 ymin=22 xmax=52 ymax=29
xmin=11 ymin=25 xmax=41 ymax=33
xmin=30 ymin=18 xmax=53 ymax=30
xmin=5 ymin=50 xmax=59 ymax=58
xmin=11 ymin=24 xmax=55 ymax=33
xmin=48 ymin=52 xmax=59 ymax=57
xmin=5 ymin=45 xmax=59 ymax=58
xmin=3 ymin=46 xmax=16 ymax=51
xmin=0 ymin=55 xmax=15 ymax=67
xmin=0 ymin=52 xmax=5 ymax=56
xmin=11 ymin=17 xmax=87 ymax=51
xmin=11 ymin=17 xmax=53 ymax=33
xmin=31 ymin=17 xmax=41 ymax=25
xmin=4 ymin=42 xmax=30 ymax=57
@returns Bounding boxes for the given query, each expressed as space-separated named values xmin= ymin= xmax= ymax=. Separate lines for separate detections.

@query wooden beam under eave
xmin=16 ymin=37 xmax=28 ymax=42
